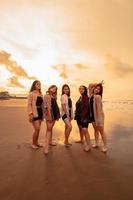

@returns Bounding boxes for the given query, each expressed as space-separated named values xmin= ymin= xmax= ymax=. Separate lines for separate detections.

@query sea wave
xmin=103 ymin=100 xmax=133 ymax=111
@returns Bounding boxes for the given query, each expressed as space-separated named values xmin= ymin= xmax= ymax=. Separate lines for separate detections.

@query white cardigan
xmin=60 ymin=94 xmax=74 ymax=118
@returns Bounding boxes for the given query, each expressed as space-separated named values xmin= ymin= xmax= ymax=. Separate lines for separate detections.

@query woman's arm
xmin=61 ymin=95 xmax=69 ymax=117
xmin=44 ymin=95 xmax=52 ymax=120
xmin=27 ymin=93 xmax=33 ymax=115
xmin=27 ymin=93 xmax=33 ymax=122
xmin=62 ymin=104 xmax=68 ymax=114
xmin=95 ymin=95 xmax=103 ymax=125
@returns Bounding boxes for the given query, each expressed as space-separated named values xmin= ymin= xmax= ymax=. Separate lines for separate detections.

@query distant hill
xmin=0 ymin=91 xmax=10 ymax=99
xmin=0 ymin=91 xmax=27 ymax=99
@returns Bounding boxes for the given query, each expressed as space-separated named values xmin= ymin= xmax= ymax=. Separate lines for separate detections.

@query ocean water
xmin=0 ymin=98 xmax=133 ymax=111
xmin=0 ymin=99 xmax=133 ymax=141
xmin=103 ymin=100 xmax=133 ymax=112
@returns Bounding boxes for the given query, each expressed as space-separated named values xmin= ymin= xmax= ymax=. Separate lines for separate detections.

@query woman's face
xmin=94 ymin=86 xmax=101 ymax=95
xmin=79 ymin=86 xmax=85 ymax=95
xmin=63 ymin=86 xmax=70 ymax=95
xmin=88 ymin=83 xmax=97 ymax=95
xmin=35 ymin=81 xmax=41 ymax=90
xmin=50 ymin=86 xmax=57 ymax=94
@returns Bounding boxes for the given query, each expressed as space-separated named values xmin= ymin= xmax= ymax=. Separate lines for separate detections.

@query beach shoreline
xmin=0 ymin=101 xmax=133 ymax=200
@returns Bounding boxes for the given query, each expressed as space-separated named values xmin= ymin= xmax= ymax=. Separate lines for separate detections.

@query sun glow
xmin=1 ymin=1 xmax=133 ymax=99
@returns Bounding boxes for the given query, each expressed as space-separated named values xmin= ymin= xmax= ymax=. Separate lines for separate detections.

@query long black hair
xmin=62 ymin=84 xmax=70 ymax=97
xmin=79 ymin=85 xmax=88 ymax=96
xmin=29 ymin=80 xmax=42 ymax=94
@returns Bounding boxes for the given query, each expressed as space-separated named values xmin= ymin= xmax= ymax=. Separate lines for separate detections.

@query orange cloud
xmin=104 ymin=54 xmax=133 ymax=77
xmin=0 ymin=50 xmax=36 ymax=79
xmin=51 ymin=64 xmax=68 ymax=79
xmin=74 ymin=64 xmax=88 ymax=69
xmin=8 ymin=76 xmax=25 ymax=88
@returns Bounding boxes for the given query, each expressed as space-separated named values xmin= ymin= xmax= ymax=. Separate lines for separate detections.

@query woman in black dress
xmin=88 ymin=83 xmax=100 ymax=148
xmin=27 ymin=80 xmax=44 ymax=149
xmin=75 ymin=86 xmax=91 ymax=152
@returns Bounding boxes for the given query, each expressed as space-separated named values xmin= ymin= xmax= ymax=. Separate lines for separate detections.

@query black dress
xmin=68 ymin=97 xmax=72 ymax=118
xmin=51 ymin=97 xmax=60 ymax=120
xmin=89 ymin=96 xmax=95 ymax=123
xmin=33 ymin=96 xmax=43 ymax=121
xmin=74 ymin=99 xmax=81 ymax=121
xmin=74 ymin=96 xmax=90 ymax=128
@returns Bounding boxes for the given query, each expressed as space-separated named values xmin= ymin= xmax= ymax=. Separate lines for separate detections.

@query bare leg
xmin=63 ymin=118 xmax=72 ymax=146
xmin=32 ymin=120 xmax=41 ymax=148
xmin=36 ymin=120 xmax=43 ymax=146
xmin=44 ymin=121 xmax=54 ymax=154
xmin=82 ymin=128 xmax=91 ymax=152
xmin=92 ymin=122 xmax=99 ymax=147
xmin=75 ymin=125 xmax=84 ymax=143
xmin=49 ymin=121 xmax=56 ymax=145
xmin=97 ymin=126 xmax=107 ymax=153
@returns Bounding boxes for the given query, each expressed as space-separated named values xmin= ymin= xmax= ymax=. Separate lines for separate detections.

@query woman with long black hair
xmin=88 ymin=83 xmax=99 ymax=148
xmin=75 ymin=86 xmax=91 ymax=152
xmin=61 ymin=84 xmax=73 ymax=147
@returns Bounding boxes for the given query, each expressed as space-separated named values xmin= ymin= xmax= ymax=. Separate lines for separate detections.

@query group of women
xmin=27 ymin=80 xmax=107 ymax=155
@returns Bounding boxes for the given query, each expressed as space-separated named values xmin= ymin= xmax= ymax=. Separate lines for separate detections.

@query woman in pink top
xmin=43 ymin=85 xmax=60 ymax=155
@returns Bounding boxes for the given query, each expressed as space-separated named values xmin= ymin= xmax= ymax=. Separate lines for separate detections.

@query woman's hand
xmin=29 ymin=114 xmax=33 ymax=123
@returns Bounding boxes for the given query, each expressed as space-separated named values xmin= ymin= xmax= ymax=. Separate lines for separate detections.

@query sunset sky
xmin=0 ymin=0 xmax=133 ymax=99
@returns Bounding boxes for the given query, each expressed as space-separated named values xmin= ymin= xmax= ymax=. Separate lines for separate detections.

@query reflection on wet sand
xmin=0 ymin=99 xmax=133 ymax=199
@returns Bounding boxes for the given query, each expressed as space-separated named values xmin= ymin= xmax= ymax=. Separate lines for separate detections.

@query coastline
xmin=0 ymin=101 xmax=133 ymax=199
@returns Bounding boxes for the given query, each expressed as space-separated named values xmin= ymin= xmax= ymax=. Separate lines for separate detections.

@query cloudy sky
xmin=0 ymin=0 xmax=133 ymax=99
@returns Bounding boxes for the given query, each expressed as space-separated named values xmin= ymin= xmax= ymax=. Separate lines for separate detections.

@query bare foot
xmin=36 ymin=143 xmax=43 ymax=148
xmin=92 ymin=144 xmax=99 ymax=148
xmin=83 ymin=145 xmax=91 ymax=152
xmin=65 ymin=144 xmax=70 ymax=148
xmin=64 ymin=141 xmax=72 ymax=147
xmin=31 ymin=144 xmax=39 ymax=150
xmin=101 ymin=146 xmax=108 ymax=153
xmin=49 ymin=142 xmax=57 ymax=146
xmin=75 ymin=140 xmax=84 ymax=144
xmin=43 ymin=148 xmax=49 ymax=155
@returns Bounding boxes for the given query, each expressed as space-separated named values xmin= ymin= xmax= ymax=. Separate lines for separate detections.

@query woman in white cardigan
xmin=61 ymin=84 xmax=73 ymax=147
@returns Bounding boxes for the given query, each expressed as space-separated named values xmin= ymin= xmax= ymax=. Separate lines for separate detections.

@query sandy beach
xmin=0 ymin=99 xmax=133 ymax=200
xmin=1 ymin=0 xmax=133 ymax=199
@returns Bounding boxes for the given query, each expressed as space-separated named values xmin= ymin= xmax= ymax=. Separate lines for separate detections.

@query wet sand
xmin=0 ymin=100 xmax=133 ymax=200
